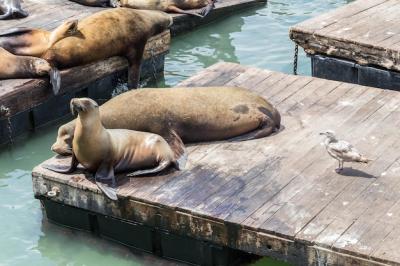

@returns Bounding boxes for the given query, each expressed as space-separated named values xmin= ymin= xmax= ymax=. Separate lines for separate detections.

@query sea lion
xmin=69 ymin=0 xmax=110 ymax=7
xmin=41 ymin=8 xmax=173 ymax=94
xmin=0 ymin=47 xmax=57 ymax=81
xmin=0 ymin=0 xmax=28 ymax=20
xmin=44 ymin=98 xmax=187 ymax=200
xmin=111 ymin=0 xmax=215 ymax=17
xmin=51 ymin=86 xmax=281 ymax=156
xmin=0 ymin=19 xmax=78 ymax=57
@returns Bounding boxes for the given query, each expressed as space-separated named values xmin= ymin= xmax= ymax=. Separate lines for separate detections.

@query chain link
xmin=150 ymin=48 xmax=158 ymax=87
xmin=293 ymin=44 xmax=299 ymax=75
xmin=0 ymin=105 xmax=13 ymax=145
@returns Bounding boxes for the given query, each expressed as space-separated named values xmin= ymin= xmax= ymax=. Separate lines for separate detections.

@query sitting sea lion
xmin=0 ymin=0 xmax=28 ymax=20
xmin=0 ymin=47 xmax=57 ymax=81
xmin=51 ymin=86 xmax=281 ymax=156
xmin=0 ymin=20 xmax=78 ymax=57
xmin=44 ymin=98 xmax=187 ymax=200
xmin=41 ymin=8 xmax=172 ymax=94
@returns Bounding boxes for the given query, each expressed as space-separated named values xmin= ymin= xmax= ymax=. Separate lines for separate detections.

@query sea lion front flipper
xmin=127 ymin=160 xmax=171 ymax=177
xmin=166 ymin=6 xmax=204 ymax=18
xmin=95 ymin=162 xmax=118 ymax=200
xmin=42 ymin=153 xmax=78 ymax=173
xmin=164 ymin=129 xmax=187 ymax=170
xmin=49 ymin=67 xmax=61 ymax=95
xmin=125 ymin=42 xmax=145 ymax=89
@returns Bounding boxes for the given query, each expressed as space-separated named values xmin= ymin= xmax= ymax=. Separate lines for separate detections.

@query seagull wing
xmin=328 ymin=140 xmax=363 ymax=162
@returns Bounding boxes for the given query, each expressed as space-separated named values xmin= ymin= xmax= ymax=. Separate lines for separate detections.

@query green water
xmin=0 ymin=1 xmax=351 ymax=265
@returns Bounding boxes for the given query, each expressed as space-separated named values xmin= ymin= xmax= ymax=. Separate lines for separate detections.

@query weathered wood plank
xmin=290 ymin=0 xmax=400 ymax=72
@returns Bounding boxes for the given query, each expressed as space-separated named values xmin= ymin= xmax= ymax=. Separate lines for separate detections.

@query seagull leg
xmin=335 ymin=160 xmax=342 ymax=173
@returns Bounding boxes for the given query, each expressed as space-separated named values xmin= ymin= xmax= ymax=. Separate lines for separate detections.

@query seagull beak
xmin=319 ymin=132 xmax=325 ymax=136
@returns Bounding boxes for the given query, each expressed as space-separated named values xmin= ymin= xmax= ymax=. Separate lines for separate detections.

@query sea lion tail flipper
xmin=199 ymin=0 xmax=215 ymax=18
xmin=0 ymin=10 xmax=12 ymax=20
xmin=49 ymin=67 xmax=61 ymax=95
xmin=127 ymin=160 xmax=171 ymax=177
xmin=165 ymin=129 xmax=187 ymax=170
xmin=228 ymin=118 xmax=276 ymax=142
xmin=42 ymin=153 xmax=78 ymax=173
xmin=166 ymin=6 xmax=204 ymax=18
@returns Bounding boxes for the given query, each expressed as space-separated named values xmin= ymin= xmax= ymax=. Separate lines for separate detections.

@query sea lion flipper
xmin=127 ymin=160 xmax=171 ymax=177
xmin=228 ymin=118 xmax=276 ymax=142
xmin=165 ymin=129 xmax=187 ymax=170
xmin=0 ymin=27 xmax=32 ymax=36
xmin=199 ymin=1 xmax=215 ymax=18
xmin=95 ymin=182 xmax=118 ymax=200
xmin=49 ymin=67 xmax=61 ymax=95
xmin=42 ymin=153 xmax=78 ymax=173
xmin=95 ymin=162 xmax=118 ymax=200
xmin=166 ymin=6 xmax=204 ymax=18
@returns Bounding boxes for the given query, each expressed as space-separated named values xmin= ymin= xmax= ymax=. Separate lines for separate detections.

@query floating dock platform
xmin=0 ymin=0 xmax=266 ymax=145
xmin=33 ymin=62 xmax=400 ymax=266
xmin=290 ymin=0 xmax=400 ymax=91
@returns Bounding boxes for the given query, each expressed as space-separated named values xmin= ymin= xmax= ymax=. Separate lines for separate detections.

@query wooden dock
xmin=33 ymin=62 xmax=400 ymax=266
xmin=290 ymin=0 xmax=400 ymax=91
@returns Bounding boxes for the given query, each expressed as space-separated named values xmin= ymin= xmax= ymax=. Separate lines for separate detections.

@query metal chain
xmin=0 ymin=105 xmax=13 ymax=145
xmin=293 ymin=44 xmax=299 ymax=75
xmin=150 ymin=47 xmax=158 ymax=87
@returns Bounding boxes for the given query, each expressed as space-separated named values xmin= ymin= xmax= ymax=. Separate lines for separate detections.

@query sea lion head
xmin=70 ymin=97 xmax=99 ymax=116
xmin=51 ymin=123 xmax=74 ymax=155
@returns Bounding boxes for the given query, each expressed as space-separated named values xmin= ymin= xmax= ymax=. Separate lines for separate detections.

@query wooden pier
xmin=33 ymin=62 xmax=400 ymax=266
xmin=290 ymin=0 xmax=400 ymax=91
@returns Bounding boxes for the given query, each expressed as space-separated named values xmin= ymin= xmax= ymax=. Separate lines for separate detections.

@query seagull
xmin=320 ymin=130 xmax=371 ymax=172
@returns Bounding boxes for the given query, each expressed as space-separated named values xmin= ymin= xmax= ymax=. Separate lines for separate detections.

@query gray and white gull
xmin=320 ymin=130 xmax=371 ymax=172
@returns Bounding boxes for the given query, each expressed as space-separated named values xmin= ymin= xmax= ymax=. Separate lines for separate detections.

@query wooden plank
xmin=290 ymin=0 xmax=400 ymax=71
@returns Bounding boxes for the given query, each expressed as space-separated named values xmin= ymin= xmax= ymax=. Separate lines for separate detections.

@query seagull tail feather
xmin=358 ymin=156 xmax=372 ymax=164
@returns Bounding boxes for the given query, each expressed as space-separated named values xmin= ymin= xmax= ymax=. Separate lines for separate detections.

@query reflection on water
xmin=1 ymin=1 xmax=351 ymax=265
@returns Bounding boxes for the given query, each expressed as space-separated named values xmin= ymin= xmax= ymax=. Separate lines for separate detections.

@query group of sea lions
xmin=0 ymin=8 xmax=172 ymax=94
xmin=45 ymin=87 xmax=281 ymax=200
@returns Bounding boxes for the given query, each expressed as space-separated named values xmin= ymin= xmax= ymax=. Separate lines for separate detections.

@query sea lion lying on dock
xmin=51 ymin=86 xmax=281 ymax=156
xmin=41 ymin=8 xmax=172 ymax=94
xmin=44 ymin=98 xmax=187 ymax=200
xmin=111 ymin=0 xmax=215 ymax=18
xmin=0 ymin=20 xmax=78 ymax=57
xmin=0 ymin=47 xmax=56 ymax=80
xmin=0 ymin=0 xmax=28 ymax=20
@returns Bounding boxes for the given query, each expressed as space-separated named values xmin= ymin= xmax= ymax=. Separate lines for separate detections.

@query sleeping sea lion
xmin=0 ymin=19 xmax=78 ymax=57
xmin=0 ymin=0 xmax=28 ymax=20
xmin=44 ymin=98 xmax=187 ymax=200
xmin=0 ymin=47 xmax=57 ymax=81
xmin=51 ymin=86 xmax=281 ymax=156
xmin=69 ymin=0 xmax=110 ymax=7
xmin=41 ymin=8 xmax=172 ymax=94
xmin=111 ymin=0 xmax=215 ymax=17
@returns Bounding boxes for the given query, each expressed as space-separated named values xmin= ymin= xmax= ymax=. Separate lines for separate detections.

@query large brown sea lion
xmin=44 ymin=98 xmax=187 ymax=200
xmin=0 ymin=47 xmax=56 ymax=80
xmin=41 ymin=8 xmax=172 ymax=94
xmin=0 ymin=20 xmax=78 ymax=57
xmin=0 ymin=0 xmax=28 ymax=20
xmin=52 ymin=86 xmax=281 ymax=156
